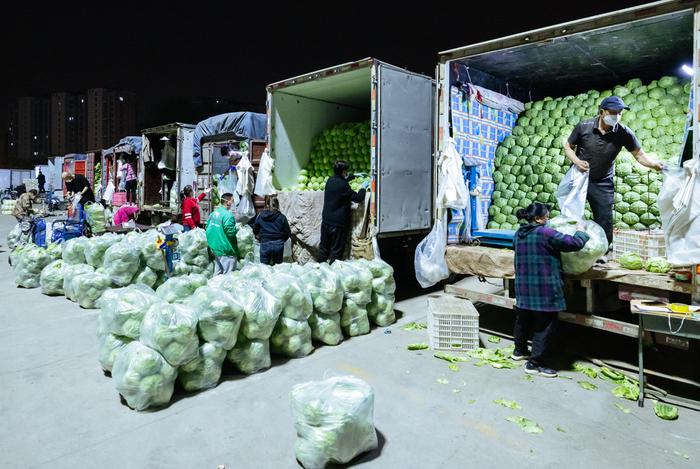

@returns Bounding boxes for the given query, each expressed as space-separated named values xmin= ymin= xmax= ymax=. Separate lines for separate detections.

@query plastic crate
xmin=427 ymin=295 xmax=479 ymax=351
xmin=111 ymin=191 xmax=126 ymax=207
xmin=612 ymin=229 xmax=666 ymax=262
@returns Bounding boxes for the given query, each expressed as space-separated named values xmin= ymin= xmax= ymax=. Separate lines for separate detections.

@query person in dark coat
xmin=253 ymin=195 xmax=291 ymax=266
xmin=317 ymin=160 xmax=367 ymax=264
xmin=37 ymin=170 xmax=46 ymax=193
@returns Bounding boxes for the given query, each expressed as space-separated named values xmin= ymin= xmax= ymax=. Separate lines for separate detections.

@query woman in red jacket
xmin=180 ymin=185 xmax=210 ymax=231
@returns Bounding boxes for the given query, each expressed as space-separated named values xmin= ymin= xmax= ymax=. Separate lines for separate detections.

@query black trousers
xmin=513 ymin=308 xmax=558 ymax=368
xmin=587 ymin=176 xmax=614 ymax=246
xmin=125 ymin=179 xmax=137 ymax=204
xmin=260 ymin=240 xmax=284 ymax=266
xmin=317 ymin=222 xmax=346 ymax=264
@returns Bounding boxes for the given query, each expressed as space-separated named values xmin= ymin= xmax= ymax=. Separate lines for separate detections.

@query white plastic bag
xmin=103 ymin=181 xmax=115 ymax=204
xmin=235 ymin=195 xmax=256 ymax=223
xmin=556 ymin=166 xmax=589 ymax=219
xmin=658 ymin=160 xmax=700 ymax=265
xmin=548 ymin=215 xmax=607 ymax=274
xmin=254 ymin=148 xmax=277 ymax=196
xmin=290 ymin=375 xmax=378 ymax=469
xmin=436 ymin=138 xmax=469 ymax=210
xmin=414 ymin=215 xmax=449 ymax=288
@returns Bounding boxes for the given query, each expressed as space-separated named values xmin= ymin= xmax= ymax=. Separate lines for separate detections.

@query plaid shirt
xmin=514 ymin=224 xmax=589 ymax=312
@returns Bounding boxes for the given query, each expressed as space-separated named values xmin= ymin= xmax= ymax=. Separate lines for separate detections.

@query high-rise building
xmin=87 ymin=88 xmax=137 ymax=150
xmin=10 ymin=97 xmax=51 ymax=165
xmin=51 ymin=92 xmax=87 ymax=155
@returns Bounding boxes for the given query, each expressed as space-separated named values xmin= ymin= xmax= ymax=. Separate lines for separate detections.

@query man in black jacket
xmin=318 ymin=160 xmax=367 ymax=263
xmin=253 ymin=195 xmax=291 ymax=266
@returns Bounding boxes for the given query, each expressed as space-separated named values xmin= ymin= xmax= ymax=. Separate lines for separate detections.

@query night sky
xmin=3 ymin=1 xmax=648 ymax=159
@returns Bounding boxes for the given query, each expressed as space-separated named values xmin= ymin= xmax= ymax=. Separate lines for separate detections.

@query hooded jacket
xmin=253 ymin=210 xmax=291 ymax=243
xmin=514 ymin=223 xmax=589 ymax=312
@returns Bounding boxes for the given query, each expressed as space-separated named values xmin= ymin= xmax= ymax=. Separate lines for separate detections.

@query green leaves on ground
xmin=506 ymin=416 xmax=543 ymax=434
xmin=494 ymin=399 xmax=521 ymax=409
xmin=488 ymin=336 xmax=501 ymax=344
xmin=614 ymin=403 xmax=631 ymax=414
xmin=407 ymin=343 xmax=429 ymax=351
xmin=436 ymin=378 xmax=449 ymax=385
xmin=573 ymin=361 xmax=598 ymax=379
xmin=577 ymin=381 xmax=598 ymax=391
xmin=654 ymin=402 xmax=679 ymax=420
xmin=434 ymin=352 xmax=470 ymax=363
xmin=404 ymin=322 xmax=427 ymax=331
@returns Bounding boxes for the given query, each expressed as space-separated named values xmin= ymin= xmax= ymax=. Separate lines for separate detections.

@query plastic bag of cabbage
xmin=360 ymin=259 xmax=397 ymax=327
xmin=290 ymin=375 xmax=378 ymax=469
xmin=97 ymin=284 xmax=162 ymax=339
xmin=102 ymin=242 xmax=141 ymax=286
xmin=139 ymin=302 xmax=199 ymax=367
xmin=271 ymin=316 xmax=314 ymax=358
xmin=226 ymin=333 xmax=271 ymax=375
xmin=6 ymin=223 xmax=21 ymax=250
xmin=548 ymin=216 xmax=608 ymax=274
xmin=236 ymin=223 xmax=254 ymax=260
xmin=156 ymin=273 xmax=208 ymax=303
xmin=332 ymin=261 xmax=372 ymax=337
xmin=172 ymin=260 xmax=214 ymax=279
xmin=233 ymin=280 xmax=283 ymax=340
xmin=63 ymin=264 xmax=95 ymax=301
xmin=14 ymin=244 xmax=53 ymax=288
xmin=46 ymin=242 xmax=62 ymax=261
xmin=133 ymin=266 xmax=158 ymax=288
xmin=112 ymin=341 xmax=178 ymax=411
xmin=84 ymin=202 xmax=107 ymax=234
xmin=72 ymin=271 xmax=112 ymax=309
xmin=489 ymin=76 xmax=689 ymax=231
xmin=178 ymin=228 xmax=210 ymax=267
xmin=303 ymin=264 xmax=344 ymax=346
xmin=178 ymin=342 xmax=227 ymax=392
xmin=84 ymin=233 xmax=122 ymax=268
xmin=138 ymin=230 xmax=166 ymax=272
xmin=98 ymin=333 xmax=133 ymax=372
xmin=40 ymin=259 xmax=65 ymax=295
xmin=62 ymin=237 xmax=90 ymax=265
xmin=186 ymin=286 xmax=244 ymax=350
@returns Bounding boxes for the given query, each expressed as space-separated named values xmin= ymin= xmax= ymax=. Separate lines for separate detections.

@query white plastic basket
xmin=612 ymin=229 xmax=666 ymax=262
xmin=427 ymin=295 xmax=479 ymax=351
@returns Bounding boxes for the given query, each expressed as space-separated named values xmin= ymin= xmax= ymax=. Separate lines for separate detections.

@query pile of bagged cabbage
xmin=7 ymin=224 xmax=396 ymax=411
xmin=99 ymin=259 xmax=395 ymax=411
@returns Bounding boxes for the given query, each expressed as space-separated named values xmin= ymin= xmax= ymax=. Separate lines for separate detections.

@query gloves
xmin=361 ymin=180 xmax=370 ymax=191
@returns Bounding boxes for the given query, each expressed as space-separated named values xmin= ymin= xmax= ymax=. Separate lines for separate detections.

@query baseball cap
xmin=599 ymin=95 xmax=630 ymax=111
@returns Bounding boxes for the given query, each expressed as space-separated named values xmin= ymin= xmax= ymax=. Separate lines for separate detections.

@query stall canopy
xmin=193 ymin=112 xmax=267 ymax=165
xmin=102 ymin=136 xmax=142 ymax=157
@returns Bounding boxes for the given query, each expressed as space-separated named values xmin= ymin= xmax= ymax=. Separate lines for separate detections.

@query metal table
xmin=631 ymin=300 xmax=700 ymax=407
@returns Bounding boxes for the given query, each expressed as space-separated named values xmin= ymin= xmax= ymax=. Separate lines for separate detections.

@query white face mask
xmin=603 ymin=114 xmax=620 ymax=127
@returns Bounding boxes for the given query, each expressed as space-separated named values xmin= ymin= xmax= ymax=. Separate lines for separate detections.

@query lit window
xmin=119 ymin=96 xmax=124 ymax=102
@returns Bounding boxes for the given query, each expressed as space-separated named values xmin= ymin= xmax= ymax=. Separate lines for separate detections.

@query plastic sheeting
xmin=102 ymin=136 xmax=142 ymax=157
xmin=192 ymin=112 xmax=267 ymax=166
xmin=659 ymin=159 xmax=700 ymax=265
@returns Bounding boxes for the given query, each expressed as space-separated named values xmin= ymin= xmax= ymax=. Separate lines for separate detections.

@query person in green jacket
xmin=206 ymin=192 xmax=239 ymax=275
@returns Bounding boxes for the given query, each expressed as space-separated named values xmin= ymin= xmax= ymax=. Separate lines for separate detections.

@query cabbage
xmin=103 ymin=242 xmax=141 ymax=286
xmin=548 ymin=216 xmax=608 ymax=274
xmin=139 ymin=230 xmax=167 ymax=272
xmin=62 ymin=237 xmax=89 ymax=265
xmin=226 ymin=334 xmax=271 ymax=374
xmin=618 ymin=252 xmax=644 ymax=270
xmin=84 ymin=233 xmax=122 ymax=268
xmin=98 ymin=333 xmax=133 ymax=372
xmin=232 ymin=280 xmax=283 ymax=340
xmin=139 ymin=302 xmax=199 ymax=367
xmin=112 ymin=341 xmax=177 ymax=411
xmin=177 ymin=342 xmax=227 ymax=392
xmin=645 ymin=257 xmax=670 ymax=273
xmin=156 ymin=273 xmax=207 ymax=304
xmin=264 ymin=272 xmax=313 ymax=321
xmin=654 ymin=402 xmax=679 ymax=420
xmin=40 ymin=259 xmax=65 ymax=295
xmin=72 ymin=272 xmax=112 ymax=309
xmin=63 ymin=264 xmax=95 ymax=301
xmin=178 ymin=228 xmax=210 ymax=267
xmin=97 ymin=284 xmax=162 ymax=339
xmin=303 ymin=263 xmax=344 ymax=315
xmin=15 ymin=245 xmax=52 ymax=289
xmin=290 ymin=375 xmax=378 ymax=469
xmin=133 ymin=266 xmax=158 ymax=288
xmin=6 ymin=223 xmax=22 ymax=250
xmin=236 ymin=223 xmax=255 ymax=260
xmin=46 ymin=242 xmax=62 ymax=261
xmin=332 ymin=261 xmax=373 ymax=337
xmin=270 ymin=316 xmax=314 ymax=358
xmin=186 ymin=286 xmax=244 ymax=350
xmin=308 ymin=313 xmax=343 ymax=346
xmin=84 ymin=202 xmax=107 ymax=234
xmin=360 ymin=259 xmax=396 ymax=327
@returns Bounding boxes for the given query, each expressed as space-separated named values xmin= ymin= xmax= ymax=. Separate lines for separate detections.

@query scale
xmin=156 ymin=221 xmax=183 ymax=276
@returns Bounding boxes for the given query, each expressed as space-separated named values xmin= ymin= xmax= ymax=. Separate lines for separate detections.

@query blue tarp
xmin=102 ymin=136 xmax=142 ymax=157
xmin=193 ymin=112 xmax=267 ymax=166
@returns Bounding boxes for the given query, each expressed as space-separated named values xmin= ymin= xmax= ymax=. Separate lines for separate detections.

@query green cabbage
xmin=139 ymin=302 xmax=199 ymax=367
xmin=84 ymin=233 xmax=122 ymax=268
xmin=226 ymin=334 xmax=271 ymax=374
xmin=186 ymin=286 xmax=245 ymax=350
xmin=73 ymin=272 xmax=112 ymax=309
xmin=62 ymin=237 xmax=89 ymax=265
xmin=98 ymin=333 xmax=133 ymax=372
xmin=178 ymin=228 xmax=210 ymax=267
xmin=645 ymin=257 xmax=671 ymax=273
xmin=270 ymin=317 xmax=314 ymax=358
xmin=97 ymin=284 xmax=162 ymax=339
xmin=63 ymin=264 xmax=95 ymax=301
xmin=103 ymin=242 xmax=141 ymax=286
xmin=618 ymin=252 xmax=644 ymax=270
xmin=548 ymin=216 xmax=608 ymax=275
xmin=177 ymin=342 xmax=227 ymax=392
xmin=14 ymin=245 xmax=52 ymax=289
xmin=156 ymin=273 xmax=207 ymax=304
xmin=40 ymin=259 xmax=65 ymax=295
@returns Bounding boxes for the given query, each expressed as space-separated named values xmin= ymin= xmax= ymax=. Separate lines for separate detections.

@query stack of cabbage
xmin=304 ymin=263 xmax=345 ymax=346
xmin=14 ymin=243 xmax=53 ymax=288
xmin=173 ymin=228 xmax=214 ymax=277
xmin=332 ymin=261 xmax=373 ymax=337
xmin=236 ymin=223 xmax=254 ymax=260
xmin=84 ymin=202 xmax=107 ymax=234
xmin=291 ymin=375 xmax=378 ymax=469
xmin=488 ymin=76 xmax=689 ymax=231
xmin=2 ymin=199 xmax=16 ymax=215
xmin=360 ymin=259 xmax=396 ymax=327
xmin=281 ymin=120 xmax=372 ymax=192
xmin=267 ymin=271 xmax=314 ymax=358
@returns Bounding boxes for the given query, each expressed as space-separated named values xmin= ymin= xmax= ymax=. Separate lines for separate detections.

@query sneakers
xmin=524 ymin=362 xmax=558 ymax=378
xmin=511 ymin=350 xmax=530 ymax=361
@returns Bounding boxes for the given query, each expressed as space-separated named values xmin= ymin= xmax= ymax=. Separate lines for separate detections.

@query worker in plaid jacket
xmin=512 ymin=202 xmax=589 ymax=378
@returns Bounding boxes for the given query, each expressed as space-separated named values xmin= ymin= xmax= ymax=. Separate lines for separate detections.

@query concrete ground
xmin=0 ymin=214 xmax=698 ymax=469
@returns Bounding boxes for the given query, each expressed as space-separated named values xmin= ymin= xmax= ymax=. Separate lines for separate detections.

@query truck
xmin=434 ymin=1 xmax=699 ymax=352
xmin=267 ymin=58 xmax=434 ymax=240
xmin=101 ymin=136 xmax=142 ymax=205
xmin=137 ymin=123 xmax=196 ymax=223
xmin=192 ymin=112 xmax=268 ymax=221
